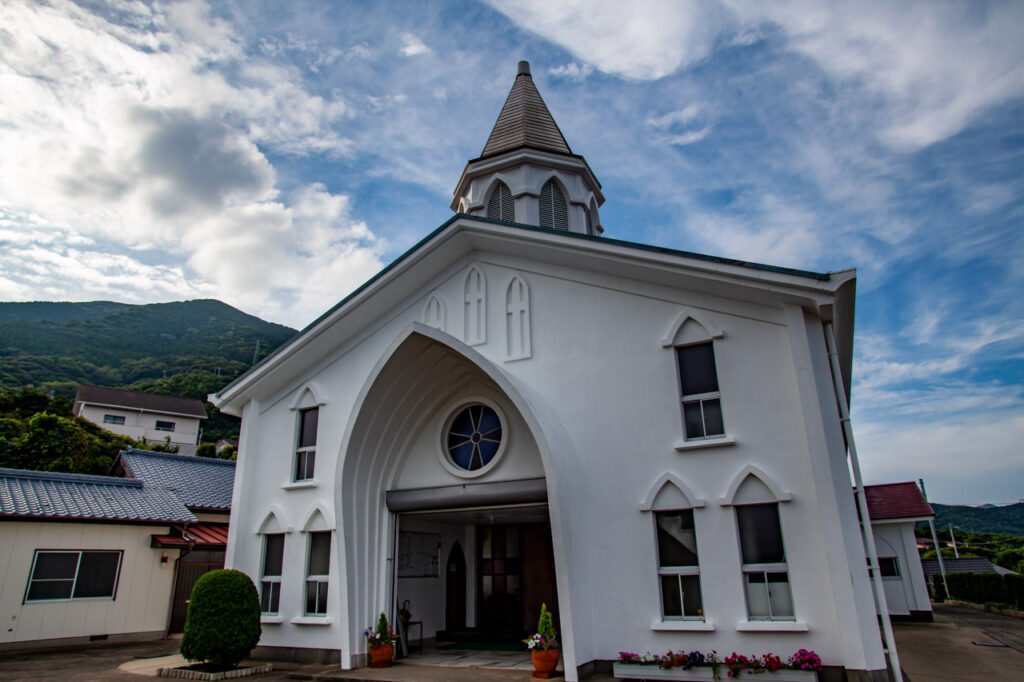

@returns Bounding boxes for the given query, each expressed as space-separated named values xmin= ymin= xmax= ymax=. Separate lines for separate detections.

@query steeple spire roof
xmin=480 ymin=61 xmax=572 ymax=159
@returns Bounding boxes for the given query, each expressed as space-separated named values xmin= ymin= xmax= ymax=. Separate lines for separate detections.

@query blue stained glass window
xmin=446 ymin=404 xmax=503 ymax=471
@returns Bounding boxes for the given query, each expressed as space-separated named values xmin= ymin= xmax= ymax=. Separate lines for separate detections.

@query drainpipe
xmin=918 ymin=479 xmax=948 ymax=597
xmin=824 ymin=323 xmax=903 ymax=682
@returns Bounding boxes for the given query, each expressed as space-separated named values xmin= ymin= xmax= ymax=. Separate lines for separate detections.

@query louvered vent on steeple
xmin=539 ymin=179 xmax=568 ymax=230
xmin=486 ymin=181 xmax=515 ymax=222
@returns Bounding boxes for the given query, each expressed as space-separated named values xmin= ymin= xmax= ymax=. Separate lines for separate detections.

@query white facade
xmin=0 ymin=521 xmax=179 ymax=649
xmin=212 ymin=63 xmax=889 ymax=681
xmin=871 ymin=521 xmax=933 ymax=619
xmin=76 ymin=403 xmax=202 ymax=451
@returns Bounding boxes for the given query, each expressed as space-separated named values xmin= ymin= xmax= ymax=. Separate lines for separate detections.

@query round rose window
xmin=446 ymin=404 xmax=503 ymax=472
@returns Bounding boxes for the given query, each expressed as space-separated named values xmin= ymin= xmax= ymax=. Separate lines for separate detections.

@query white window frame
xmin=102 ymin=414 xmax=125 ymax=425
xmin=676 ymin=341 xmax=726 ymax=441
xmin=154 ymin=420 xmax=176 ymax=432
xmin=24 ymin=549 xmax=123 ymax=603
xmin=736 ymin=503 xmax=794 ymax=621
xmin=304 ymin=531 xmax=330 ymax=616
xmin=294 ymin=407 xmax=318 ymax=482
xmin=654 ymin=509 xmax=704 ymax=621
xmin=879 ymin=556 xmax=901 ymax=579
xmin=260 ymin=534 xmax=285 ymax=614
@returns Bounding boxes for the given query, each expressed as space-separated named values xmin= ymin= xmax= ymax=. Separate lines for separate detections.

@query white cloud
xmin=399 ymin=32 xmax=430 ymax=57
xmin=548 ymin=62 xmax=593 ymax=81
xmin=0 ymin=0 xmax=378 ymax=327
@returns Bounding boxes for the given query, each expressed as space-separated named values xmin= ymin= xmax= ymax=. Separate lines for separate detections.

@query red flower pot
xmin=369 ymin=643 xmax=394 ymax=668
xmin=531 ymin=648 xmax=560 ymax=679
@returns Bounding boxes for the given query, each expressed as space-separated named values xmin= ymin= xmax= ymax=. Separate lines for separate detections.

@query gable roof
xmin=921 ymin=557 xmax=996 ymax=577
xmin=0 ymin=468 xmax=195 ymax=524
xmin=74 ymin=384 xmax=207 ymax=419
xmin=862 ymin=481 xmax=935 ymax=521
xmin=114 ymin=448 xmax=234 ymax=511
xmin=480 ymin=61 xmax=572 ymax=159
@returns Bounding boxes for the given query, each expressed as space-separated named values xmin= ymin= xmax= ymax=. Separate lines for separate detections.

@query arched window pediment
xmin=720 ymin=465 xmax=792 ymax=506
xmin=301 ymin=504 xmax=335 ymax=532
xmin=256 ymin=507 xmax=287 ymax=534
xmin=289 ymin=383 xmax=326 ymax=411
xmin=662 ymin=309 xmax=724 ymax=348
xmin=640 ymin=473 xmax=705 ymax=511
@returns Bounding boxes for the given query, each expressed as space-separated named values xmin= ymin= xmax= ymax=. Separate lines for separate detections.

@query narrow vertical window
xmin=260 ymin=534 xmax=285 ymax=614
xmin=505 ymin=277 xmax=531 ymax=360
xmin=486 ymin=181 xmax=515 ymax=222
xmin=295 ymin=407 xmax=318 ymax=481
xmin=655 ymin=510 xmax=703 ymax=619
xmin=464 ymin=268 xmax=486 ymax=345
xmin=736 ymin=503 xmax=793 ymax=620
xmin=677 ymin=342 xmax=725 ymax=440
xmin=305 ymin=531 xmax=330 ymax=615
xmin=539 ymin=179 xmax=568 ymax=230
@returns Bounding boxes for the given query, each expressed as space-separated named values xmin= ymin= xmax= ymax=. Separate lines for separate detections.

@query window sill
xmin=281 ymin=480 xmax=318 ymax=490
xmin=675 ymin=436 xmax=736 ymax=452
xmin=736 ymin=620 xmax=808 ymax=632
xmin=260 ymin=615 xmax=283 ymax=624
xmin=291 ymin=616 xmax=332 ymax=625
xmin=650 ymin=620 xmax=714 ymax=632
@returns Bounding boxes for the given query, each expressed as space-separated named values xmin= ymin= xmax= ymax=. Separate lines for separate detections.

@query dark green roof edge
xmin=216 ymin=214 xmax=830 ymax=398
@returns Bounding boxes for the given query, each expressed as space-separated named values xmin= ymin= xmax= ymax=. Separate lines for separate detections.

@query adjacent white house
xmin=74 ymin=384 xmax=207 ymax=456
xmin=212 ymin=62 xmax=891 ymax=681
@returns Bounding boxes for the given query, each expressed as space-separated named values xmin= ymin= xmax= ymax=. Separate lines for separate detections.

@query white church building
xmin=212 ymin=62 xmax=890 ymax=681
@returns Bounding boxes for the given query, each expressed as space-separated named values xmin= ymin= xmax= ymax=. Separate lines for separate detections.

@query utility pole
xmin=949 ymin=524 xmax=959 ymax=558
xmin=919 ymin=479 xmax=948 ymax=598
xmin=252 ymin=339 xmax=260 ymax=366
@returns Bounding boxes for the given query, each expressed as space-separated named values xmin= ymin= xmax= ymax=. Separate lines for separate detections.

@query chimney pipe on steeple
xmin=517 ymin=60 xmax=531 ymax=76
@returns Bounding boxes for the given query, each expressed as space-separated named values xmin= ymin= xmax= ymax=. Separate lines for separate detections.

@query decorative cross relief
xmin=464 ymin=268 xmax=486 ymax=345
xmin=505 ymin=276 xmax=531 ymax=360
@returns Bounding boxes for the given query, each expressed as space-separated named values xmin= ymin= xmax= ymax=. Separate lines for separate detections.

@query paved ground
xmin=893 ymin=603 xmax=1024 ymax=682
xmin=0 ymin=604 xmax=1019 ymax=682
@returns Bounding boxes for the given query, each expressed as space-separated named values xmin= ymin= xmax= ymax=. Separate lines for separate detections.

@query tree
xmin=180 ymin=569 xmax=261 ymax=669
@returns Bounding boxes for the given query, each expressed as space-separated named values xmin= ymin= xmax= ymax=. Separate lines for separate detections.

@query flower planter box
xmin=613 ymin=663 xmax=817 ymax=681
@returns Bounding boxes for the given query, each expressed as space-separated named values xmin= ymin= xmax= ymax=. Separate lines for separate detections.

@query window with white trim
xmin=655 ymin=510 xmax=704 ymax=619
xmin=486 ymin=181 xmax=515 ymax=222
xmin=260 ymin=534 xmax=285 ymax=613
xmin=155 ymin=420 xmax=175 ymax=432
xmin=676 ymin=342 xmax=725 ymax=440
xmin=305 ymin=531 xmax=330 ymax=615
xmin=878 ymin=556 xmax=900 ymax=578
xmin=25 ymin=550 xmax=123 ymax=602
xmin=539 ymin=179 xmax=568 ymax=230
xmin=736 ymin=503 xmax=793 ymax=620
xmin=103 ymin=414 xmax=125 ymax=425
xmin=295 ymin=407 xmax=318 ymax=481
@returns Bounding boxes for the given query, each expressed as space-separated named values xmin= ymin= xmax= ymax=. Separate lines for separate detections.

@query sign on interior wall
xmin=398 ymin=531 xmax=440 ymax=577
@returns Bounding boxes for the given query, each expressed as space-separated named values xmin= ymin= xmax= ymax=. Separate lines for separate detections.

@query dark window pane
xmin=449 ymin=442 xmax=474 ymax=469
xmin=308 ymin=532 xmax=331 ymax=575
xmin=677 ymin=343 xmax=719 ymax=395
xmin=306 ymin=580 xmax=318 ymax=614
xmin=478 ymin=408 xmax=500 ymax=434
xmin=299 ymin=408 xmax=319 ymax=448
xmin=660 ymin=575 xmax=682 ymax=617
xmin=295 ymin=450 xmax=314 ymax=480
xmin=702 ymin=399 xmax=724 ymax=436
xmin=264 ymin=535 xmax=284 ymax=576
xmin=683 ymin=402 xmax=705 ymax=438
xmin=478 ymin=439 xmax=500 ymax=465
xmin=32 ymin=552 xmax=78 ymax=580
xmin=27 ymin=580 xmax=73 ymax=601
xmin=880 ymin=557 xmax=900 ymax=577
xmin=737 ymin=504 xmax=785 ymax=564
xmin=656 ymin=511 xmax=699 ymax=566
xmin=73 ymin=552 xmax=120 ymax=598
xmin=681 ymin=574 xmax=703 ymax=616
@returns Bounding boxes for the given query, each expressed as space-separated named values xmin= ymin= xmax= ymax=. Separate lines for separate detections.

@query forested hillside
xmin=0 ymin=300 xmax=297 ymax=442
xmin=932 ymin=502 xmax=1024 ymax=537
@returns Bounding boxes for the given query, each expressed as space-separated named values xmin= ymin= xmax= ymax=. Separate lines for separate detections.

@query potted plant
xmin=365 ymin=612 xmax=396 ymax=668
xmin=614 ymin=648 xmax=821 ymax=680
xmin=524 ymin=603 xmax=560 ymax=679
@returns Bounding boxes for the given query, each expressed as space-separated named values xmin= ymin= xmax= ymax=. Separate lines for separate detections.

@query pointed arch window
xmin=464 ymin=268 xmax=486 ymax=345
xmin=539 ymin=179 xmax=568 ymax=230
xmin=486 ymin=181 xmax=515 ymax=222
xmin=505 ymin=276 xmax=531 ymax=360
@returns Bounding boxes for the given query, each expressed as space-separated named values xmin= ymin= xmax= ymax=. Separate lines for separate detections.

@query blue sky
xmin=1 ymin=0 xmax=1021 ymax=505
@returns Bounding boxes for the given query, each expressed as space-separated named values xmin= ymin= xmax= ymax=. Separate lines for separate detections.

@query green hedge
xmin=181 ymin=569 xmax=261 ymax=668
xmin=946 ymin=572 xmax=1024 ymax=610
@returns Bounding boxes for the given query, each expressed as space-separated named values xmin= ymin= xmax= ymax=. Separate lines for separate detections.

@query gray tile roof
xmin=75 ymin=384 xmax=208 ymax=419
xmin=921 ymin=557 xmax=997 ymax=578
xmin=0 ymin=468 xmax=195 ymax=523
xmin=116 ymin=448 xmax=234 ymax=511
xmin=481 ymin=61 xmax=572 ymax=159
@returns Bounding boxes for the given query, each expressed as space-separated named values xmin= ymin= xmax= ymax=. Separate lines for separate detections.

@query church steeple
xmin=452 ymin=61 xmax=604 ymax=236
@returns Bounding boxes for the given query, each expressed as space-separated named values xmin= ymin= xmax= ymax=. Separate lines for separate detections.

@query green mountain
xmin=932 ymin=502 xmax=1024 ymax=537
xmin=0 ymin=300 xmax=297 ymax=441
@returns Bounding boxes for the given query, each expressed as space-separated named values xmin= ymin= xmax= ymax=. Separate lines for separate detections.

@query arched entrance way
xmin=337 ymin=326 xmax=574 ymax=674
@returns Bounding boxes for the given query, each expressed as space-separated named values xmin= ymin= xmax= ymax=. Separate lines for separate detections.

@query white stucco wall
xmin=223 ymin=243 xmax=884 ymax=679
xmin=0 ymin=521 xmax=178 ymax=648
xmin=872 ymin=521 xmax=932 ymax=616
xmin=77 ymin=404 xmax=201 ymax=448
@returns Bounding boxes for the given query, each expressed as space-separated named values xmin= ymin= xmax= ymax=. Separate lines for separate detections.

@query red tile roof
xmin=862 ymin=481 xmax=934 ymax=520
xmin=151 ymin=522 xmax=229 ymax=550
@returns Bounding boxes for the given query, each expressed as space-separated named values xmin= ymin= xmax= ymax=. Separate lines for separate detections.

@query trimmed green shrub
xmin=181 ymin=569 xmax=261 ymax=669
xmin=946 ymin=572 xmax=1024 ymax=610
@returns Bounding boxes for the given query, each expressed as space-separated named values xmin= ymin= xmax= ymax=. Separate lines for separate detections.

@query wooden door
xmin=521 ymin=522 xmax=559 ymax=633
xmin=477 ymin=525 xmax=522 ymax=634
xmin=445 ymin=542 xmax=467 ymax=631
xmin=168 ymin=550 xmax=225 ymax=633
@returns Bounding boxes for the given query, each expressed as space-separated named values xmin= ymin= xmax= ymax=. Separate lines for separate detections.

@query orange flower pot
xmin=531 ymin=648 xmax=560 ymax=679
xmin=369 ymin=642 xmax=394 ymax=668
